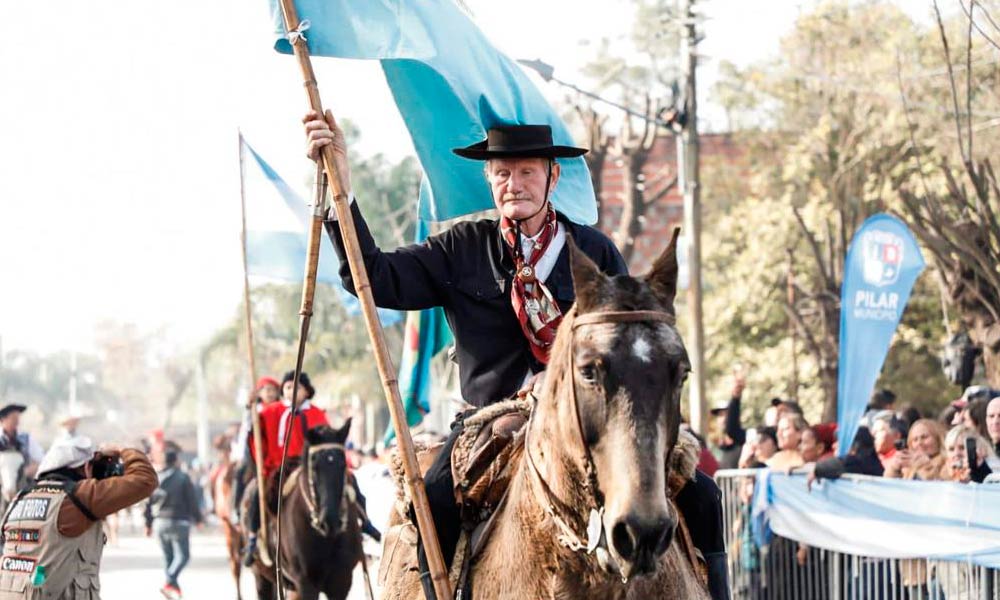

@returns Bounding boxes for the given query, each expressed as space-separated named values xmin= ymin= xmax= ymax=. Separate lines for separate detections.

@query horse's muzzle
xmin=610 ymin=513 xmax=676 ymax=578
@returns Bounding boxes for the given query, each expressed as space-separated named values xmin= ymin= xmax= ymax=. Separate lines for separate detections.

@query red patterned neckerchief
xmin=500 ymin=205 xmax=563 ymax=364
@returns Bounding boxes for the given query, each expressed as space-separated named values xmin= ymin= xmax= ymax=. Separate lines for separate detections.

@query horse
xmin=210 ymin=433 xmax=244 ymax=600
xmin=382 ymin=232 xmax=709 ymax=599
xmin=264 ymin=419 xmax=363 ymax=600
xmin=0 ymin=448 xmax=25 ymax=515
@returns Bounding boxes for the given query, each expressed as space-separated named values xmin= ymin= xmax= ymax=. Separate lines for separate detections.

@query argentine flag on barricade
xmin=267 ymin=0 xmax=598 ymax=225
xmin=240 ymin=134 xmax=401 ymax=326
xmin=751 ymin=472 xmax=1000 ymax=568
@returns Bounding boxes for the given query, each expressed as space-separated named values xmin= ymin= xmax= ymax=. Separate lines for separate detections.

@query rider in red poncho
xmin=243 ymin=371 xmax=327 ymax=565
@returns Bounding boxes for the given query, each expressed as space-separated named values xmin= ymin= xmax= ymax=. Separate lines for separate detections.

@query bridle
xmin=523 ymin=309 xmax=677 ymax=577
xmin=298 ymin=442 xmax=353 ymax=537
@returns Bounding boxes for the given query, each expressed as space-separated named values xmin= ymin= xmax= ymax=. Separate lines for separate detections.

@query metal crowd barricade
xmin=715 ymin=468 xmax=1000 ymax=600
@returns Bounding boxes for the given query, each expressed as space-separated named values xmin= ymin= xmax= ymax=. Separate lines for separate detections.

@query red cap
xmin=256 ymin=376 xmax=280 ymax=391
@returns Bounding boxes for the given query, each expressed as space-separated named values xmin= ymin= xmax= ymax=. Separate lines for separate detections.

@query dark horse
xmin=252 ymin=419 xmax=363 ymax=600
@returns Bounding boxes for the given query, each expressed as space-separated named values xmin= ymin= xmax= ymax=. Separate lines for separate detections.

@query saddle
xmin=450 ymin=398 xmax=531 ymax=521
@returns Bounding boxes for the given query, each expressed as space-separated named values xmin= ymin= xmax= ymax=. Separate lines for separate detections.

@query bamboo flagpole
xmin=237 ymin=133 xmax=274 ymax=568
xmin=274 ymin=2 xmax=453 ymax=598
xmin=273 ymin=161 xmax=327 ymax=600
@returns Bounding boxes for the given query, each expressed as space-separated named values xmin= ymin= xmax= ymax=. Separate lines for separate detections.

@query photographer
xmin=0 ymin=436 xmax=156 ymax=598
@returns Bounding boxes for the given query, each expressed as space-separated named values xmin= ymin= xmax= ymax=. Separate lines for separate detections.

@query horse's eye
xmin=579 ymin=363 xmax=600 ymax=384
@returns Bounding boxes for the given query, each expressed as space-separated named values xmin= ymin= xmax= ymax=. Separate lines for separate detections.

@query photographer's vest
xmin=0 ymin=480 xmax=103 ymax=599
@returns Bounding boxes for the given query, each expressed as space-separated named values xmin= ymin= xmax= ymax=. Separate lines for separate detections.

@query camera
xmin=90 ymin=454 xmax=124 ymax=480
xmin=893 ymin=438 xmax=907 ymax=452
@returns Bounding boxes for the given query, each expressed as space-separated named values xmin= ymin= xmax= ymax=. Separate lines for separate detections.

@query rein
xmin=523 ymin=309 xmax=676 ymax=573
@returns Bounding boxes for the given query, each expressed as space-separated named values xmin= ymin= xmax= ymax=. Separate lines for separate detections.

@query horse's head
xmin=541 ymin=229 xmax=688 ymax=581
xmin=302 ymin=418 xmax=353 ymax=537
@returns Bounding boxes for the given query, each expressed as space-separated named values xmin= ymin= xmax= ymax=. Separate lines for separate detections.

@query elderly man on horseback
xmin=306 ymin=112 xmax=731 ymax=599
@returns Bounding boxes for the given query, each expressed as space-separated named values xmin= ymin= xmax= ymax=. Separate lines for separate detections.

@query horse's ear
xmin=333 ymin=417 xmax=353 ymax=444
xmin=646 ymin=227 xmax=680 ymax=311
xmin=569 ymin=236 xmax=610 ymax=313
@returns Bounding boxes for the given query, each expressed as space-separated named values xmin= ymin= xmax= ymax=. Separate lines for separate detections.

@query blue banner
xmin=836 ymin=213 xmax=925 ymax=454
xmin=267 ymin=0 xmax=598 ymax=225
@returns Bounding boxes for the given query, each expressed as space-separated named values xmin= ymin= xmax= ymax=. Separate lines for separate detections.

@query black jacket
xmin=813 ymin=449 xmax=885 ymax=480
xmin=144 ymin=468 xmax=203 ymax=526
xmin=325 ymin=202 xmax=627 ymax=407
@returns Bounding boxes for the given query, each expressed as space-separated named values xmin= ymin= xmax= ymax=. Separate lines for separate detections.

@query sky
xmin=0 ymin=0 xmax=937 ymax=356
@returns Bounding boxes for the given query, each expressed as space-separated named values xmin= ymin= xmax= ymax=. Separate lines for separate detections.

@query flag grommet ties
xmin=286 ymin=19 xmax=310 ymax=44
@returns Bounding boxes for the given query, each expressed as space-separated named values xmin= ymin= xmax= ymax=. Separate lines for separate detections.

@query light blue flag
xmin=268 ymin=0 xmax=598 ymax=224
xmin=240 ymin=135 xmax=402 ymax=326
xmin=836 ymin=214 xmax=925 ymax=454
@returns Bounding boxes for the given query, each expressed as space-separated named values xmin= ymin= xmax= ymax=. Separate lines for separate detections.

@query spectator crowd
xmin=707 ymin=373 xmax=1000 ymax=599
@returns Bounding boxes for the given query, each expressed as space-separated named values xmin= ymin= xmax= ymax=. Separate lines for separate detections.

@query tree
xmin=702 ymin=1 xmax=954 ymax=422
xmin=896 ymin=1 xmax=1000 ymax=387
xmin=570 ymin=0 xmax=682 ymax=267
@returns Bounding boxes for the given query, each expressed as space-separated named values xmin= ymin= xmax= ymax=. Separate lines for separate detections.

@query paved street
xmin=100 ymin=527 xmax=380 ymax=599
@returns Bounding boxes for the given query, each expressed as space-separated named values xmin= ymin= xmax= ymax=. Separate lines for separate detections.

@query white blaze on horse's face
xmin=631 ymin=335 xmax=652 ymax=363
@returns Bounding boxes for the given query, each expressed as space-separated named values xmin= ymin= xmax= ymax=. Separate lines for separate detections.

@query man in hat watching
xmin=242 ymin=371 xmax=328 ymax=565
xmin=55 ymin=415 xmax=82 ymax=444
xmin=304 ymin=111 xmax=731 ymax=598
xmin=0 ymin=404 xmax=45 ymax=483
xmin=0 ymin=436 xmax=156 ymax=598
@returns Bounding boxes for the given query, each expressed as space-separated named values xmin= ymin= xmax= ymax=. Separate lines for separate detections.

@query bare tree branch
xmin=934 ymin=0 xmax=971 ymax=164
xmin=791 ymin=206 xmax=833 ymax=292
xmin=960 ymin=0 xmax=1000 ymax=52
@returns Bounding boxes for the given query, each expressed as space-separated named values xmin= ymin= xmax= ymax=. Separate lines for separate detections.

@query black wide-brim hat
xmin=0 ymin=404 xmax=27 ymax=420
xmin=452 ymin=124 xmax=587 ymax=160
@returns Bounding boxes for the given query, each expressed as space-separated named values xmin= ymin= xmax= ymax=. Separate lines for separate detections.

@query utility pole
xmin=677 ymin=0 xmax=706 ymax=435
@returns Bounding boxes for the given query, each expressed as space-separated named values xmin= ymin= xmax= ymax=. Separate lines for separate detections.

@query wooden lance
xmin=274 ymin=2 xmax=453 ymax=598
xmin=238 ymin=132 xmax=273 ymax=567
